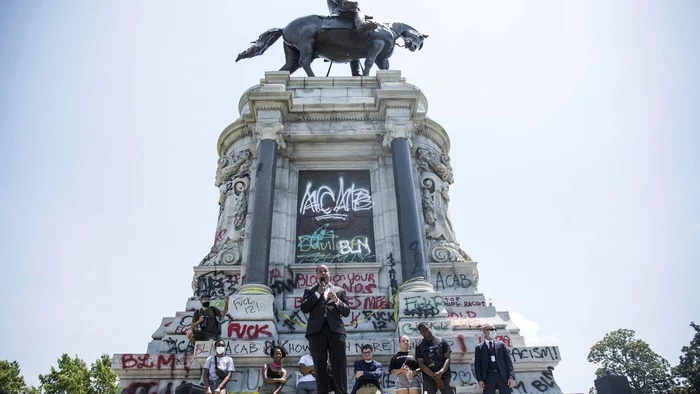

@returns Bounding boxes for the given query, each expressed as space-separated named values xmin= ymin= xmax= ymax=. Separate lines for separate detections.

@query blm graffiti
xmin=296 ymin=171 xmax=376 ymax=264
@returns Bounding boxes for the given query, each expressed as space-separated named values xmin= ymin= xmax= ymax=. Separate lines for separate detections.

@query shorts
xmin=208 ymin=378 xmax=228 ymax=394
xmin=395 ymin=374 xmax=422 ymax=390
xmin=357 ymin=384 xmax=381 ymax=394
xmin=193 ymin=330 xmax=219 ymax=341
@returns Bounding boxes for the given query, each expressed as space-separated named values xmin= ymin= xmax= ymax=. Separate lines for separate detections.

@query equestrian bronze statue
xmin=235 ymin=0 xmax=428 ymax=77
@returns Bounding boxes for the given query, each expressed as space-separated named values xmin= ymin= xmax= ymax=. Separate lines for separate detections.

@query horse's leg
xmin=297 ymin=41 xmax=316 ymax=77
xmin=350 ymin=60 xmax=361 ymax=77
xmin=363 ymin=40 xmax=385 ymax=76
xmin=280 ymin=43 xmax=301 ymax=75
xmin=375 ymin=57 xmax=390 ymax=70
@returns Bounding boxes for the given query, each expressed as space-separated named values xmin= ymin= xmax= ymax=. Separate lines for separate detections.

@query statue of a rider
xmin=327 ymin=0 xmax=378 ymax=33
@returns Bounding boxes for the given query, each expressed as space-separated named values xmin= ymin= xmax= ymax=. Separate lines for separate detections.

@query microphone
xmin=318 ymin=276 xmax=330 ymax=293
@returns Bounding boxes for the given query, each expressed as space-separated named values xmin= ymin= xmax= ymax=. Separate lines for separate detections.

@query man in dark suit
xmin=301 ymin=264 xmax=351 ymax=394
xmin=474 ymin=324 xmax=515 ymax=394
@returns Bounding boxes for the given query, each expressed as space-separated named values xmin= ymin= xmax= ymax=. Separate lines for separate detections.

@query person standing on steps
xmin=474 ymin=324 xmax=515 ymax=394
xmin=391 ymin=335 xmax=421 ymax=394
xmin=301 ymin=264 xmax=351 ymax=394
xmin=415 ymin=322 xmax=455 ymax=394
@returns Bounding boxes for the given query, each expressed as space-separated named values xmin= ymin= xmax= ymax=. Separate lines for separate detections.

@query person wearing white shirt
xmin=297 ymin=353 xmax=318 ymax=394
xmin=204 ymin=339 xmax=235 ymax=394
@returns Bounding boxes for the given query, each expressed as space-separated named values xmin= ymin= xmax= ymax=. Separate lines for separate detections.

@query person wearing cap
xmin=186 ymin=294 xmax=229 ymax=346
xmin=296 ymin=353 xmax=317 ymax=394
xmin=301 ymin=264 xmax=351 ymax=394
xmin=415 ymin=322 xmax=455 ymax=394
xmin=474 ymin=324 xmax=515 ymax=394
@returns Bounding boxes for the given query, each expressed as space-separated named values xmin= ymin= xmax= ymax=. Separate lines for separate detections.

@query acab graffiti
xmin=299 ymin=177 xmax=372 ymax=216
xmin=295 ymin=171 xmax=376 ymax=264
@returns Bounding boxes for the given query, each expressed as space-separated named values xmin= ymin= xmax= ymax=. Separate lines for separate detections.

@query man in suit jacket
xmin=301 ymin=264 xmax=351 ymax=394
xmin=474 ymin=324 xmax=515 ymax=394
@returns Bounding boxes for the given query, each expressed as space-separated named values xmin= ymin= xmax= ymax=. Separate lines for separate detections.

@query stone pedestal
xmin=113 ymin=71 xmax=563 ymax=394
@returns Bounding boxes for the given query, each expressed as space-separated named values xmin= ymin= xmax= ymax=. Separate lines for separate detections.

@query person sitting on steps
xmin=186 ymin=294 xmax=229 ymax=348
xmin=260 ymin=345 xmax=289 ymax=394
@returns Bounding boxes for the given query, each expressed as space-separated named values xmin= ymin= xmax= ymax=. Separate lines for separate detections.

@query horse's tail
xmin=235 ymin=28 xmax=283 ymax=62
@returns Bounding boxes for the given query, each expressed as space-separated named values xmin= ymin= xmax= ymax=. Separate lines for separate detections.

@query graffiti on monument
xmin=295 ymin=171 xmax=376 ymax=264
xmin=512 ymin=367 xmax=562 ymax=393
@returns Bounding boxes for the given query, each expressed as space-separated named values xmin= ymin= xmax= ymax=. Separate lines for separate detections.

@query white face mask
xmin=488 ymin=330 xmax=497 ymax=338
xmin=216 ymin=346 xmax=226 ymax=355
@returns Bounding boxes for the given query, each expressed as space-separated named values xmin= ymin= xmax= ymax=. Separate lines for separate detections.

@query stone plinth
xmin=113 ymin=71 xmax=562 ymax=394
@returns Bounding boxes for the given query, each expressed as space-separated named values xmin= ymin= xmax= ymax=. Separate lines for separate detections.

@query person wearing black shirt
xmin=415 ymin=322 xmax=455 ymax=394
xmin=187 ymin=294 xmax=229 ymax=346
xmin=391 ymin=335 xmax=421 ymax=393
xmin=260 ymin=345 xmax=288 ymax=394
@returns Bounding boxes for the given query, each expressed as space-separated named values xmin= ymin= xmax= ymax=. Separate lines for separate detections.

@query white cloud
xmin=510 ymin=311 xmax=562 ymax=347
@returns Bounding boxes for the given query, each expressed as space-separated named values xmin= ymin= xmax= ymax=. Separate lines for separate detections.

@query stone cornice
xmin=217 ymin=118 xmax=251 ymax=157
xmin=418 ymin=118 xmax=451 ymax=154
xmin=219 ymin=71 xmax=451 ymax=156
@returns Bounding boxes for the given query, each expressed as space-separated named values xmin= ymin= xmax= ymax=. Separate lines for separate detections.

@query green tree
xmin=0 ymin=360 xmax=27 ymax=393
xmin=673 ymin=322 xmax=700 ymax=393
xmin=588 ymin=328 xmax=675 ymax=393
xmin=23 ymin=386 xmax=42 ymax=394
xmin=37 ymin=353 xmax=119 ymax=394
xmin=90 ymin=354 xmax=119 ymax=394
xmin=39 ymin=354 xmax=92 ymax=394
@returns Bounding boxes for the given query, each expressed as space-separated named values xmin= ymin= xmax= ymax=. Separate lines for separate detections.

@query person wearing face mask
xmin=350 ymin=344 xmax=383 ymax=394
xmin=204 ymin=339 xmax=235 ymax=394
xmin=474 ymin=324 xmax=515 ymax=394
xmin=187 ymin=294 xmax=229 ymax=347
xmin=301 ymin=264 xmax=351 ymax=394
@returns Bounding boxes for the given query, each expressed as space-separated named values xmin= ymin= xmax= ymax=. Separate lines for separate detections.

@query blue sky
xmin=1 ymin=0 xmax=698 ymax=392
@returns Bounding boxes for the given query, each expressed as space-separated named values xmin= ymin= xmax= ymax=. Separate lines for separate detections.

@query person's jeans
xmin=297 ymin=380 xmax=318 ymax=394
xmin=421 ymin=373 xmax=455 ymax=394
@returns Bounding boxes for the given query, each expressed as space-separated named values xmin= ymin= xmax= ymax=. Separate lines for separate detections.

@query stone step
xmin=156 ymin=334 xmax=544 ymax=366
xmin=114 ymin=352 xmax=561 ymax=393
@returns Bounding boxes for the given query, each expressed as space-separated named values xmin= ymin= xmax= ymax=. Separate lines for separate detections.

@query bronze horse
xmin=235 ymin=15 xmax=428 ymax=76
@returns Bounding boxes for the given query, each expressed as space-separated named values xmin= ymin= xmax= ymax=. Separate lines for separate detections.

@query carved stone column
xmin=240 ymin=119 xmax=284 ymax=295
xmin=383 ymin=117 xmax=432 ymax=292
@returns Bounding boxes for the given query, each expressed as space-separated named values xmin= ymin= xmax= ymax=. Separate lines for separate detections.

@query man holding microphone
xmin=301 ymin=264 xmax=351 ymax=394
